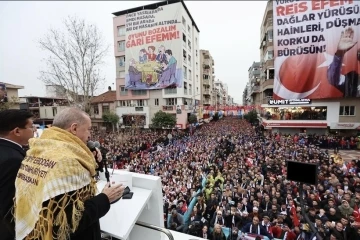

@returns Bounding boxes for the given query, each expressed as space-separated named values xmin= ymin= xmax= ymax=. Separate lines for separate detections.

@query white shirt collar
xmin=0 ymin=137 xmax=23 ymax=149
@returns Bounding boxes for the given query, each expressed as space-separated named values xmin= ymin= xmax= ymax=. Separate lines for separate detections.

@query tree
xmin=244 ymin=110 xmax=258 ymax=124
xmin=151 ymin=111 xmax=176 ymax=129
xmin=0 ymin=96 xmax=19 ymax=111
xmin=188 ymin=114 xmax=197 ymax=124
xmin=102 ymin=111 xmax=119 ymax=132
xmin=38 ymin=16 xmax=109 ymax=113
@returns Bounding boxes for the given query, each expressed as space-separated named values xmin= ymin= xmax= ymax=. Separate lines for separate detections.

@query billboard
xmin=125 ymin=3 xmax=183 ymax=90
xmin=273 ymin=0 xmax=360 ymax=100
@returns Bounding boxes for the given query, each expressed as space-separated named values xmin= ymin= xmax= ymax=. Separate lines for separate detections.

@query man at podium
xmin=14 ymin=107 xmax=125 ymax=240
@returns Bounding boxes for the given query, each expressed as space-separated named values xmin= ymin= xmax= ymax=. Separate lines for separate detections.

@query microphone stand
xmin=104 ymin=159 xmax=111 ymax=186
xmin=298 ymin=184 xmax=322 ymax=240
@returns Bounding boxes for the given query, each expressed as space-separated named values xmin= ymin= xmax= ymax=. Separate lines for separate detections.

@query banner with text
xmin=273 ymin=0 xmax=360 ymax=100
xmin=125 ymin=3 xmax=183 ymax=90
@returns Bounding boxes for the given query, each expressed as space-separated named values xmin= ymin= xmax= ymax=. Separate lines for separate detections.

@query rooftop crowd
xmin=92 ymin=117 xmax=360 ymax=240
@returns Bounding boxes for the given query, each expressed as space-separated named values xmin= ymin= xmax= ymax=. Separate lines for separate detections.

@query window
xmin=165 ymin=88 xmax=177 ymax=94
xmin=118 ymin=56 xmax=125 ymax=67
xmin=93 ymin=105 xmax=99 ymax=114
xmin=182 ymin=33 xmax=186 ymax=43
xmin=118 ymin=41 xmax=125 ymax=52
xmin=188 ymin=40 xmax=191 ymax=50
xmin=119 ymin=71 xmax=125 ymax=78
xmin=183 ymin=66 xmax=187 ymax=79
xmin=267 ymin=30 xmax=273 ymax=40
xmin=182 ymin=16 xmax=186 ymax=26
xmin=132 ymin=90 xmax=147 ymax=96
xmin=196 ymin=75 xmax=198 ymax=82
xmin=196 ymin=87 xmax=199 ymax=93
xmin=188 ymin=55 xmax=191 ymax=65
xmin=155 ymin=98 xmax=159 ymax=106
xmin=117 ymin=26 xmax=125 ymax=37
xmin=135 ymin=107 xmax=143 ymax=111
xmin=52 ymin=107 xmax=57 ymax=117
xmin=196 ymin=62 xmax=198 ymax=69
xmin=166 ymin=98 xmax=177 ymax=105
xmin=120 ymin=86 xmax=128 ymax=96
xmin=137 ymin=100 xmax=144 ymax=106
xmin=339 ymin=106 xmax=355 ymax=116
xmin=268 ymin=50 xmax=274 ymax=60
xmin=183 ymin=49 xmax=187 ymax=63
xmin=195 ymin=37 xmax=198 ymax=44
xmin=102 ymin=105 xmax=110 ymax=113
xmin=189 ymin=69 xmax=192 ymax=80
xmin=188 ymin=25 xmax=190 ymax=32
xmin=189 ymin=84 xmax=192 ymax=95
xmin=196 ymin=50 xmax=198 ymax=57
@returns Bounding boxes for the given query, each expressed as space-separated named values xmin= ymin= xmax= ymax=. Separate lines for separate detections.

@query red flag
xmin=291 ymin=205 xmax=300 ymax=227
xmin=353 ymin=204 xmax=360 ymax=222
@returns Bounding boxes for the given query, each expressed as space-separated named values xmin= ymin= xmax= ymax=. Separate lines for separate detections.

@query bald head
xmin=52 ymin=107 xmax=88 ymax=129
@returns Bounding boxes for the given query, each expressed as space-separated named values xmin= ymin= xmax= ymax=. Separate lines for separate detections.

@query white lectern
xmin=97 ymin=170 xmax=164 ymax=240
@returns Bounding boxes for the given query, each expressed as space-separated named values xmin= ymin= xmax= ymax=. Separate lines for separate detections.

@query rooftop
xmin=1 ymin=82 xmax=24 ymax=89
xmin=91 ymin=90 xmax=117 ymax=104
xmin=112 ymin=0 xmax=200 ymax=33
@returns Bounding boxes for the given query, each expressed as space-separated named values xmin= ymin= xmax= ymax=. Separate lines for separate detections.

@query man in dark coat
xmin=0 ymin=109 xmax=34 ymax=240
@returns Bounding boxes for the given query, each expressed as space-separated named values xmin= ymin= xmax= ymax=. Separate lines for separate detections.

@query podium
xmin=97 ymin=169 xmax=164 ymax=240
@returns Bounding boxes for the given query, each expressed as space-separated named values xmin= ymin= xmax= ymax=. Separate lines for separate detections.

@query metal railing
xmin=136 ymin=221 xmax=174 ymax=240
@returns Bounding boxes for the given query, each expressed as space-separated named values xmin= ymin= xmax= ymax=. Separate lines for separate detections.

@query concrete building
xmin=19 ymin=96 xmax=68 ymax=124
xmin=90 ymin=87 xmax=117 ymax=129
xmin=1 ymin=82 xmax=24 ymax=109
xmin=200 ymin=49 xmax=215 ymax=106
xmin=214 ymin=80 xmax=225 ymax=106
xmin=113 ymin=0 xmax=200 ymax=129
xmin=247 ymin=61 xmax=261 ymax=106
xmin=259 ymin=0 xmax=274 ymax=105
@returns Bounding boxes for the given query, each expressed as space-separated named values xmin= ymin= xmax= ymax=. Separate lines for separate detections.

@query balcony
xmin=203 ymin=79 xmax=210 ymax=85
xmin=250 ymin=86 xmax=260 ymax=95
xmin=203 ymin=69 xmax=210 ymax=75
xmin=203 ymin=89 xmax=210 ymax=95
xmin=203 ymin=59 xmax=210 ymax=67
xmin=264 ymin=59 xmax=274 ymax=70
xmin=261 ymin=79 xmax=274 ymax=91
xmin=203 ymin=99 xmax=211 ymax=105
xmin=162 ymin=105 xmax=175 ymax=111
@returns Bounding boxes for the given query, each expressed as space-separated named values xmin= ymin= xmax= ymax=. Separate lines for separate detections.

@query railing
xmin=203 ymin=89 xmax=210 ymax=95
xmin=162 ymin=106 xmax=175 ymax=111
xmin=135 ymin=221 xmax=174 ymax=240
xmin=203 ymin=79 xmax=210 ymax=85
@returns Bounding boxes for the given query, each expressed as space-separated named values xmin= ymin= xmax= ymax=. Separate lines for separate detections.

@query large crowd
xmin=92 ymin=117 xmax=360 ymax=240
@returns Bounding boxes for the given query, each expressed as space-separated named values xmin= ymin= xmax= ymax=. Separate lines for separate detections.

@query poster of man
xmin=125 ymin=3 xmax=183 ymax=90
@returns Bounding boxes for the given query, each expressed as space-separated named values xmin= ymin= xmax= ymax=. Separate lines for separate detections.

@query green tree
xmin=188 ymin=114 xmax=197 ymax=124
xmin=151 ymin=111 xmax=176 ymax=129
xmin=244 ymin=110 xmax=258 ymax=124
xmin=102 ymin=111 xmax=119 ymax=132
xmin=0 ymin=96 xmax=19 ymax=111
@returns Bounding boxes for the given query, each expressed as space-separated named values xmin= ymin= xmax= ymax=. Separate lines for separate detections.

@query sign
xmin=262 ymin=122 xmax=327 ymax=128
xmin=125 ymin=3 xmax=183 ymax=90
xmin=330 ymin=122 xmax=360 ymax=130
xmin=268 ymin=99 xmax=311 ymax=105
xmin=273 ymin=0 xmax=360 ymax=100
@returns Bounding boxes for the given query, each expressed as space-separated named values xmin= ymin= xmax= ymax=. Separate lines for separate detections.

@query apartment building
xmin=257 ymin=0 xmax=360 ymax=136
xmin=214 ymin=80 xmax=225 ymax=106
xmin=113 ymin=0 xmax=200 ymax=129
xmin=199 ymin=49 xmax=215 ymax=106
xmin=1 ymin=82 xmax=24 ymax=109
xmin=247 ymin=61 xmax=261 ymax=106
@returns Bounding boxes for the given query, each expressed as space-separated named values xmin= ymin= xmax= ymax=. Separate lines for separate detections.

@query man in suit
xmin=0 ymin=109 xmax=34 ymax=240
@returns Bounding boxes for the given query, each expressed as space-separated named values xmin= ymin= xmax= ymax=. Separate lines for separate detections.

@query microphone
xmin=88 ymin=141 xmax=110 ymax=185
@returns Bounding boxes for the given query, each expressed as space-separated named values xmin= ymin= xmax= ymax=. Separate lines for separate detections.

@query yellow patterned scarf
xmin=14 ymin=127 xmax=97 ymax=240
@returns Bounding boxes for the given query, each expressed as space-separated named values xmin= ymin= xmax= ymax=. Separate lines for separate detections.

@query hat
xmin=263 ymin=216 xmax=270 ymax=220
xmin=341 ymin=200 xmax=348 ymax=204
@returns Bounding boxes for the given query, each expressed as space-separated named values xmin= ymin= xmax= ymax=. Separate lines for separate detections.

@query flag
xmin=291 ymin=205 xmax=300 ymax=227
xmin=353 ymin=204 xmax=360 ymax=222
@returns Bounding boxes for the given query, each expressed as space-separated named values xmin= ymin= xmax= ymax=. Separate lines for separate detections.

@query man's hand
xmin=336 ymin=27 xmax=357 ymax=56
xmin=93 ymin=147 xmax=102 ymax=162
xmin=102 ymin=183 xmax=125 ymax=203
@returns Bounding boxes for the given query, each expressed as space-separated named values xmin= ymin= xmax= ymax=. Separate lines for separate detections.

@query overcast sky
xmin=0 ymin=1 xmax=266 ymax=104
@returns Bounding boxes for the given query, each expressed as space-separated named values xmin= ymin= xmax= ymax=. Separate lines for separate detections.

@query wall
xmin=148 ymin=90 xmax=163 ymax=125
xmin=91 ymin=102 xmax=116 ymax=119
xmin=6 ymin=88 xmax=20 ymax=109
xmin=39 ymin=106 xmax=68 ymax=119
xmin=338 ymin=98 xmax=360 ymax=123
xmin=113 ymin=15 xmax=126 ymax=57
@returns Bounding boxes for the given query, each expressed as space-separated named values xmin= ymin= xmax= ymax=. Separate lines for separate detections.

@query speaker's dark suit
xmin=0 ymin=138 xmax=25 ymax=240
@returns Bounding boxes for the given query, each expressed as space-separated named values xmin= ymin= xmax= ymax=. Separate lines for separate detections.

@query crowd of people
xmin=92 ymin=117 xmax=360 ymax=240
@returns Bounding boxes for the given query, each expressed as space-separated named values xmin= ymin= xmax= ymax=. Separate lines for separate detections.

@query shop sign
xmin=268 ymin=99 xmax=311 ymax=105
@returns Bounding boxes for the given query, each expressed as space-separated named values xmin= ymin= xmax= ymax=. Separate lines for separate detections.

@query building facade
xmin=257 ymin=0 xmax=360 ymax=136
xmin=113 ymin=0 xmax=200 ymax=129
xmin=199 ymin=50 xmax=215 ymax=106
xmin=1 ymin=82 xmax=24 ymax=109
xmin=247 ymin=62 xmax=261 ymax=106
xmin=90 ymin=87 xmax=117 ymax=129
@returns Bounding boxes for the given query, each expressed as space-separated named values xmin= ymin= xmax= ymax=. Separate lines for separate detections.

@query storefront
xmin=262 ymin=122 xmax=328 ymax=134
xmin=329 ymin=123 xmax=360 ymax=136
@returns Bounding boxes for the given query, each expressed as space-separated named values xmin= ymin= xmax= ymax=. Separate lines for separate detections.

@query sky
xmin=0 ymin=1 xmax=267 ymax=105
